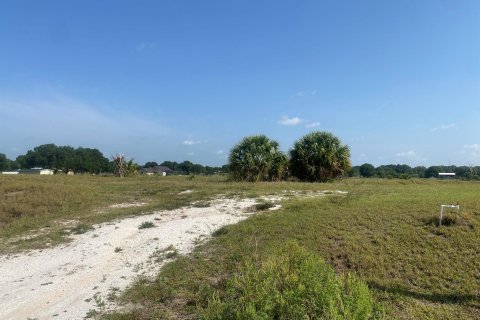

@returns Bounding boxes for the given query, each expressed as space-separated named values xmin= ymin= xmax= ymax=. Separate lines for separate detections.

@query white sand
xmin=0 ymin=197 xmax=262 ymax=320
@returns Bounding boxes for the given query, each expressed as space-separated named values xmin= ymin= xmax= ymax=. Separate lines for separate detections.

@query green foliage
xmin=370 ymin=165 xmax=479 ymax=180
xmin=290 ymin=131 xmax=351 ymax=182
xmin=228 ymin=135 xmax=288 ymax=182
xmin=200 ymin=241 xmax=378 ymax=320
xmin=348 ymin=166 xmax=361 ymax=177
xmin=14 ymin=143 xmax=110 ymax=173
xmin=359 ymin=163 xmax=375 ymax=178
xmin=125 ymin=159 xmax=139 ymax=176
xmin=158 ymin=160 xmax=226 ymax=175
xmin=0 ymin=153 xmax=15 ymax=171
xmin=138 ymin=221 xmax=155 ymax=229
xmin=143 ymin=161 xmax=158 ymax=168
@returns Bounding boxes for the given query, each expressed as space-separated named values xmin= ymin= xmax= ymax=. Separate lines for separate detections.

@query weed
xmin=114 ymin=247 xmax=123 ymax=253
xmin=149 ymin=245 xmax=179 ymax=263
xmin=84 ymin=309 xmax=98 ymax=319
xmin=107 ymin=287 xmax=120 ymax=302
xmin=93 ymin=292 xmax=105 ymax=308
xmin=138 ymin=221 xmax=155 ymax=229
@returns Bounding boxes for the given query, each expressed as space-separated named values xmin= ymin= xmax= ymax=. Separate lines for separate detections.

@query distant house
xmin=139 ymin=165 xmax=174 ymax=176
xmin=438 ymin=172 xmax=455 ymax=179
xmin=19 ymin=167 xmax=54 ymax=175
xmin=1 ymin=170 xmax=19 ymax=175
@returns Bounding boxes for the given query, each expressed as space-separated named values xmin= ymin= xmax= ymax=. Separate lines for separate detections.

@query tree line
xmin=143 ymin=160 xmax=227 ymax=175
xmin=351 ymin=163 xmax=480 ymax=180
xmin=0 ymin=144 xmax=227 ymax=175
xmin=1 ymin=140 xmax=478 ymax=180
xmin=0 ymin=144 xmax=111 ymax=174
xmin=227 ymin=131 xmax=480 ymax=182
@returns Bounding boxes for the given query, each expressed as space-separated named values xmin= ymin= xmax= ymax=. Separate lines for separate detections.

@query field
xmin=1 ymin=175 xmax=479 ymax=319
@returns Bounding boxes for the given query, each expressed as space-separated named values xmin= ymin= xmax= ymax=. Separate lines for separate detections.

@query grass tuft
xmin=138 ymin=221 xmax=155 ymax=229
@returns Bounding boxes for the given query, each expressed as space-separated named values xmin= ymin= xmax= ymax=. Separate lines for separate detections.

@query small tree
xmin=112 ymin=154 xmax=126 ymax=177
xmin=229 ymin=135 xmax=287 ymax=182
xmin=359 ymin=163 xmax=375 ymax=178
xmin=112 ymin=155 xmax=139 ymax=177
xmin=290 ymin=131 xmax=351 ymax=182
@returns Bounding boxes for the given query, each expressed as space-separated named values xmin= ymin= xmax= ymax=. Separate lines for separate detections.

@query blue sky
xmin=1 ymin=0 xmax=479 ymax=167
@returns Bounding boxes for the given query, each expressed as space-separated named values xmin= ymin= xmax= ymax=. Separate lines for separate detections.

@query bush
xmin=138 ymin=221 xmax=155 ymax=229
xmin=200 ymin=242 xmax=380 ymax=319
xmin=290 ymin=131 xmax=351 ymax=182
xmin=228 ymin=135 xmax=288 ymax=182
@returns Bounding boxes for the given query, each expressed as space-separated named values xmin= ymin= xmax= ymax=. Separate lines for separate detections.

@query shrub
xmin=138 ymin=221 xmax=155 ymax=229
xmin=228 ymin=135 xmax=288 ymax=182
xmin=290 ymin=131 xmax=351 ymax=182
xmin=200 ymin=241 xmax=379 ymax=319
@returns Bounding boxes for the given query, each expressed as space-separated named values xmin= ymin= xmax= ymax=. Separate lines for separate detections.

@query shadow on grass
xmin=369 ymin=282 xmax=479 ymax=305
xmin=423 ymin=215 xmax=457 ymax=227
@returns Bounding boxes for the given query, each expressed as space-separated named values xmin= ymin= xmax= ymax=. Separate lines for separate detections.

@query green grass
xmin=101 ymin=179 xmax=479 ymax=319
xmin=1 ymin=176 xmax=479 ymax=319
xmin=1 ymin=174 xmax=316 ymax=253
xmin=200 ymin=241 xmax=381 ymax=319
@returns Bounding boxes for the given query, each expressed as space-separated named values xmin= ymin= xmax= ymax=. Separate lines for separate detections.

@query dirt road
xmin=0 ymin=197 xmax=264 ymax=320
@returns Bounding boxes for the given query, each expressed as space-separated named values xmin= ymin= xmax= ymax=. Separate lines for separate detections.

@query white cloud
xmin=278 ymin=116 xmax=302 ymax=126
xmin=305 ymin=122 xmax=320 ymax=128
xmin=136 ymin=42 xmax=157 ymax=51
xmin=431 ymin=123 xmax=457 ymax=132
xmin=216 ymin=150 xmax=224 ymax=154
xmin=182 ymin=140 xmax=207 ymax=146
xmin=186 ymin=152 xmax=195 ymax=156
xmin=291 ymin=90 xmax=317 ymax=98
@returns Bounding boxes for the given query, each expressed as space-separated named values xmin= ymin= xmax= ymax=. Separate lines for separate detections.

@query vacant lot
xmin=1 ymin=176 xmax=479 ymax=319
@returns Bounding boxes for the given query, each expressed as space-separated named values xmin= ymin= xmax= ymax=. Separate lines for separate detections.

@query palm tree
xmin=290 ymin=131 xmax=351 ymax=182
xmin=229 ymin=135 xmax=287 ymax=182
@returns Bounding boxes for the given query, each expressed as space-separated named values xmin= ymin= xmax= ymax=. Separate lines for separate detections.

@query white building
xmin=1 ymin=170 xmax=19 ymax=175
xmin=19 ymin=168 xmax=54 ymax=175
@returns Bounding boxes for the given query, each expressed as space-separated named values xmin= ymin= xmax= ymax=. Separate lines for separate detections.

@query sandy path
xmin=0 ymin=197 xmax=263 ymax=320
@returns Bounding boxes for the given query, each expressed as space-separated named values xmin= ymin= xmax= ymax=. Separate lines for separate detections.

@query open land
xmin=0 ymin=175 xmax=479 ymax=319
